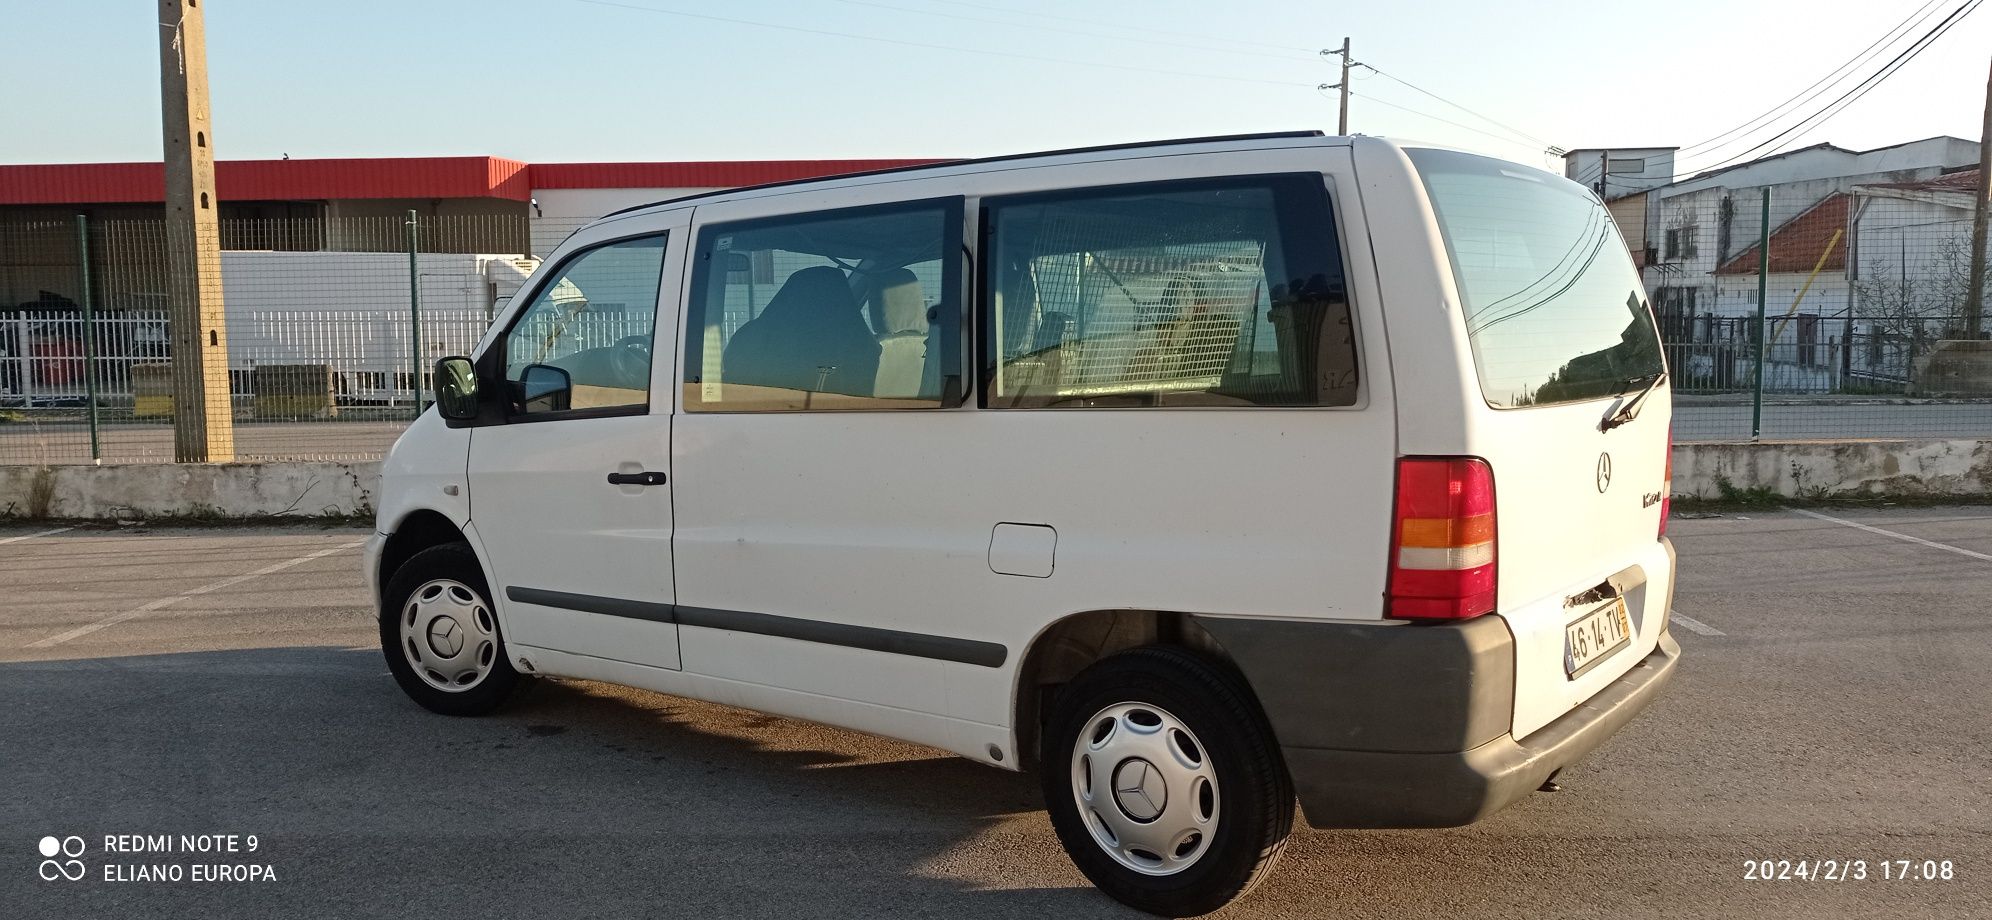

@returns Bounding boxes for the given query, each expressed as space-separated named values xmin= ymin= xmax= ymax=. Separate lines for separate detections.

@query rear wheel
xmin=379 ymin=543 xmax=520 ymax=716
xmin=1042 ymin=646 xmax=1293 ymax=916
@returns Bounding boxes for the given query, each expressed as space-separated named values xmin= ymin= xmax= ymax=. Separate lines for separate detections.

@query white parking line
xmin=1794 ymin=508 xmax=1992 ymax=563
xmin=24 ymin=540 xmax=365 ymax=649
xmin=1668 ymin=610 xmax=1725 ymax=636
xmin=0 ymin=526 xmax=76 ymax=546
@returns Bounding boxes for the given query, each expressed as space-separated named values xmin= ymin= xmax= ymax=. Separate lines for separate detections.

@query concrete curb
xmin=1673 ymin=439 xmax=1992 ymax=499
xmin=0 ymin=462 xmax=379 ymax=521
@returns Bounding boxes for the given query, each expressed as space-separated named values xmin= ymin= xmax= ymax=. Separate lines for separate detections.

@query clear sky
xmin=6 ymin=0 xmax=1988 ymax=175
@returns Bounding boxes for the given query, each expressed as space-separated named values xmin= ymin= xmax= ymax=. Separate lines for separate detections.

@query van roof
xmin=603 ymin=130 xmax=1346 ymax=219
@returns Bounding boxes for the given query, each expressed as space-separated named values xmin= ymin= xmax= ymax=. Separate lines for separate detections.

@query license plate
xmin=1564 ymin=598 xmax=1632 ymax=679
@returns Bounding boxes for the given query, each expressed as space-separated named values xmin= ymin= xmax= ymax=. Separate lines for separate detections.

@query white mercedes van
xmin=365 ymin=132 xmax=1678 ymax=916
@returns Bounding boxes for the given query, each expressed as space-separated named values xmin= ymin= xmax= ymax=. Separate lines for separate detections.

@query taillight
xmin=1659 ymin=424 xmax=1674 ymax=538
xmin=1387 ymin=457 xmax=1496 ymax=620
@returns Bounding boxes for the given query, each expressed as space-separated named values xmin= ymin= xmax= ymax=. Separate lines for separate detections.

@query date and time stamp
xmin=1743 ymin=859 xmax=1957 ymax=882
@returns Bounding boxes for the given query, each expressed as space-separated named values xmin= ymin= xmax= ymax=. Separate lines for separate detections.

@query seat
xmin=723 ymin=265 xmax=881 ymax=398
xmin=867 ymin=268 xmax=930 ymax=399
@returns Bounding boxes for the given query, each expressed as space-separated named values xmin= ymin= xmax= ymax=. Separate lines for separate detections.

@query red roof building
xmin=0 ymin=155 xmax=949 ymax=311
xmin=1714 ymin=193 xmax=1851 ymax=276
xmin=0 ymin=156 xmax=944 ymax=207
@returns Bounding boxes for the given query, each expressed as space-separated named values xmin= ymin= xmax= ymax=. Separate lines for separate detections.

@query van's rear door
xmin=1408 ymin=148 xmax=1674 ymax=739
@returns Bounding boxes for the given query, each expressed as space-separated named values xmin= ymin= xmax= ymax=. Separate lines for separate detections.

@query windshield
xmin=1408 ymin=148 xmax=1663 ymax=408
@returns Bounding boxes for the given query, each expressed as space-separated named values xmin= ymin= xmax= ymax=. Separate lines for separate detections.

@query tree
xmin=1852 ymin=232 xmax=1973 ymax=341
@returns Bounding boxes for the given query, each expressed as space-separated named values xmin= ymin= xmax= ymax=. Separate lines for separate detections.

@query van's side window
xmin=501 ymin=234 xmax=667 ymax=416
xmin=983 ymin=175 xmax=1357 ymax=408
xmin=684 ymin=200 xmax=964 ymax=412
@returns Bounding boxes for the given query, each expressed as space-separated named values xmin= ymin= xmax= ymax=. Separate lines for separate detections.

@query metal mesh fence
xmin=1629 ymin=167 xmax=1991 ymax=441
xmin=0 ymin=214 xmax=534 ymax=463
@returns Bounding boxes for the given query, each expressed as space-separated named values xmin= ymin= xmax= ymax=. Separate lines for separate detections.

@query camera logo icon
xmin=38 ymin=836 xmax=86 ymax=882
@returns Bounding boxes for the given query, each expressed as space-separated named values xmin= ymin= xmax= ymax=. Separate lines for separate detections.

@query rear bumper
xmin=1191 ymin=538 xmax=1680 ymax=828
xmin=1282 ymin=632 xmax=1677 ymax=828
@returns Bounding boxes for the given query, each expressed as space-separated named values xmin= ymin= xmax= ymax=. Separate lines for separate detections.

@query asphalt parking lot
xmin=2 ymin=510 xmax=1989 ymax=919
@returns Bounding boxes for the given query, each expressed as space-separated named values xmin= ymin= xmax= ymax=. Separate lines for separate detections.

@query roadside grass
xmin=0 ymin=507 xmax=373 ymax=529
xmin=1673 ymin=478 xmax=1992 ymax=514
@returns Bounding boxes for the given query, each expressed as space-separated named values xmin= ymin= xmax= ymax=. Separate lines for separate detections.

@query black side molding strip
xmin=503 ymin=587 xmax=1007 ymax=668
xmin=507 ymin=587 xmax=674 ymax=623
xmin=674 ymin=605 xmax=1006 ymax=668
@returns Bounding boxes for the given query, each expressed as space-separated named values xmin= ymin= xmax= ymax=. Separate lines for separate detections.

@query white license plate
xmin=1564 ymin=598 xmax=1632 ymax=679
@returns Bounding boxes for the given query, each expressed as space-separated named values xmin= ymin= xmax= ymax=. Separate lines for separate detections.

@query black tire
xmin=379 ymin=542 xmax=520 ymax=716
xmin=1042 ymin=646 xmax=1294 ymax=917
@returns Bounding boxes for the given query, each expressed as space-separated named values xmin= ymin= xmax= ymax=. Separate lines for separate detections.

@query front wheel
xmin=379 ymin=542 xmax=520 ymax=716
xmin=1042 ymin=646 xmax=1293 ymax=917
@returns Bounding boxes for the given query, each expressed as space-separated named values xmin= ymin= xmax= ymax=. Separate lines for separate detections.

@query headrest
xmin=760 ymin=265 xmax=856 ymax=322
xmin=870 ymin=268 xmax=928 ymax=335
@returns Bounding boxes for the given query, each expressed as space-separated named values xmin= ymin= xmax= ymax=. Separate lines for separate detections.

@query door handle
xmin=606 ymin=471 xmax=667 ymax=487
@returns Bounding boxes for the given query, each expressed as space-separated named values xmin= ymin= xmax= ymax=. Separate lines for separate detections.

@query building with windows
xmin=0 ymin=155 xmax=943 ymax=313
xmin=1564 ymin=146 xmax=1679 ymax=197
xmin=0 ymin=156 xmax=939 ymax=406
xmin=1564 ymin=138 xmax=1981 ymax=392
xmin=1563 ymin=146 xmax=1679 ymax=266
xmin=1626 ymin=137 xmax=1977 ymax=339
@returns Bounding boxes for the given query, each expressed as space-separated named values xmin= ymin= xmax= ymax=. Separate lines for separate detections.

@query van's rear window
xmin=1408 ymin=149 xmax=1663 ymax=408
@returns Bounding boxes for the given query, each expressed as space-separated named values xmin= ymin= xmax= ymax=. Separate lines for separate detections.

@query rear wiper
xmin=1600 ymin=371 xmax=1665 ymax=432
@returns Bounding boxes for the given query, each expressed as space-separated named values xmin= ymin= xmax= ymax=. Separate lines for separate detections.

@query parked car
xmin=365 ymin=131 xmax=1678 ymax=916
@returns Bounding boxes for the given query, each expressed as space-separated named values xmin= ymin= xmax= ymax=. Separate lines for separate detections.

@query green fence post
xmin=1751 ymin=187 xmax=1770 ymax=441
xmin=406 ymin=210 xmax=424 ymax=417
xmin=76 ymin=214 xmax=102 ymax=462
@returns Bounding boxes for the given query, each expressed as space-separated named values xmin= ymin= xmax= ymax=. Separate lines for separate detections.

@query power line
xmin=578 ymin=1 xmax=1563 ymax=167
xmin=819 ymin=0 xmax=1325 ymax=62
xmin=1764 ymin=6 xmax=1982 ymax=159
xmin=1680 ymin=0 xmax=1984 ymax=175
xmin=571 ymin=0 xmax=1320 ymax=88
xmin=1679 ymin=0 xmax=1981 ymax=172
xmin=1353 ymin=63 xmax=1561 ymax=152
xmin=1335 ymin=88 xmax=1548 ymax=153
xmin=1674 ymin=0 xmax=1952 ymax=158
xmin=914 ymin=0 xmax=1321 ymax=54
xmin=1676 ymin=0 xmax=1948 ymax=156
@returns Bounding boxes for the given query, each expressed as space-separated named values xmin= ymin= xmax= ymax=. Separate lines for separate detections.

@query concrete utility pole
xmin=1336 ymin=37 xmax=1352 ymax=135
xmin=158 ymin=0 xmax=235 ymax=462
xmin=1967 ymin=56 xmax=1992 ymax=338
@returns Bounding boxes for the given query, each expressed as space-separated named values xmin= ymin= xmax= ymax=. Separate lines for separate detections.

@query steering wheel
xmin=610 ymin=335 xmax=652 ymax=386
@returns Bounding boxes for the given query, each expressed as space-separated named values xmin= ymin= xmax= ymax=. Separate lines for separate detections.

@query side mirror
xmin=519 ymin=363 xmax=572 ymax=414
xmin=434 ymin=356 xmax=480 ymax=420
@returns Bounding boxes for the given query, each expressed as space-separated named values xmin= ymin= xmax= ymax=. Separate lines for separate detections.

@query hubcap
xmin=427 ymin=616 xmax=464 ymax=657
xmin=399 ymin=578 xmax=497 ymax=692
xmin=1070 ymin=702 xmax=1219 ymax=876
xmin=1112 ymin=759 xmax=1167 ymax=821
